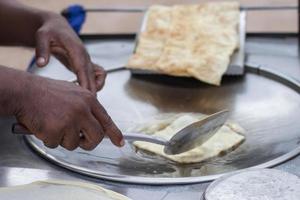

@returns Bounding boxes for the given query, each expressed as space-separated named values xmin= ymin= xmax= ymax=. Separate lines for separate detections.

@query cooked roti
xmin=0 ymin=180 xmax=131 ymax=200
xmin=128 ymin=5 xmax=172 ymax=70
xmin=133 ymin=114 xmax=245 ymax=164
xmin=127 ymin=2 xmax=240 ymax=85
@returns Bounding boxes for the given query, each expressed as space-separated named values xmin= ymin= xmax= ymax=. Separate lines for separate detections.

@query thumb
xmin=35 ymin=30 xmax=50 ymax=67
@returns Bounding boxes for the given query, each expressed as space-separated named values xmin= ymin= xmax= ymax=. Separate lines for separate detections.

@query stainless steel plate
xmin=25 ymin=65 xmax=300 ymax=185
xmin=203 ymin=169 xmax=300 ymax=200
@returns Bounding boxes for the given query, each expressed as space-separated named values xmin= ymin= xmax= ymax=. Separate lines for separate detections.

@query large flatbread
xmin=127 ymin=2 xmax=240 ymax=85
xmin=0 ymin=180 xmax=131 ymax=200
xmin=133 ymin=114 xmax=245 ymax=164
xmin=128 ymin=5 xmax=172 ymax=69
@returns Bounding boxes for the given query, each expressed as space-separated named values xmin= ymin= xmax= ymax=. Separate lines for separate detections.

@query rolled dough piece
xmin=133 ymin=114 xmax=245 ymax=164
xmin=127 ymin=2 xmax=240 ymax=85
xmin=0 ymin=180 xmax=131 ymax=200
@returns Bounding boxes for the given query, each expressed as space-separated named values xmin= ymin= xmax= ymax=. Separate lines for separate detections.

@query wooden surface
xmin=0 ymin=0 xmax=298 ymax=71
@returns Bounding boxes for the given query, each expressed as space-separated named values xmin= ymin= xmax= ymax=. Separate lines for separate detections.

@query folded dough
xmin=133 ymin=114 xmax=245 ymax=164
xmin=127 ymin=2 xmax=240 ymax=85
xmin=0 ymin=180 xmax=131 ymax=200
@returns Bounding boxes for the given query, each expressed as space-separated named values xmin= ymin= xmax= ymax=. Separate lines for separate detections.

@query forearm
xmin=0 ymin=0 xmax=50 ymax=46
xmin=0 ymin=65 xmax=30 ymax=116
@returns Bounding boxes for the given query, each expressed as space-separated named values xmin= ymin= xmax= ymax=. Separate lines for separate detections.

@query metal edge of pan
xmin=24 ymin=64 xmax=300 ymax=185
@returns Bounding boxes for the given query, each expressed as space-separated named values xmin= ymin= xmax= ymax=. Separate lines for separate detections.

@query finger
xmin=79 ymin=115 xmax=105 ymax=150
xmin=61 ymin=38 xmax=91 ymax=90
xmin=53 ymin=53 xmax=70 ymax=69
xmin=76 ymin=67 xmax=90 ymax=91
xmin=87 ymin=63 xmax=97 ymax=95
xmin=51 ymin=46 xmax=71 ymax=70
xmin=94 ymin=65 xmax=106 ymax=91
xmin=35 ymin=29 xmax=51 ymax=67
xmin=60 ymin=129 xmax=81 ymax=151
xmin=44 ymin=141 xmax=60 ymax=149
xmin=52 ymin=43 xmax=95 ymax=93
xmin=59 ymin=35 xmax=99 ymax=94
xmin=42 ymin=131 xmax=63 ymax=149
xmin=91 ymin=101 xmax=124 ymax=147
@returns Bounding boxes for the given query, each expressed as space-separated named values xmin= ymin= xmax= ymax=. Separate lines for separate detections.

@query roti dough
xmin=133 ymin=114 xmax=245 ymax=164
xmin=0 ymin=180 xmax=131 ymax=200
xmin=127 ymin=2 xmax=240 ymax=85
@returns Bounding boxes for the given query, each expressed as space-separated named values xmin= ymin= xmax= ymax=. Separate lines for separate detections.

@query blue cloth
xmin=63 ymin=5 xmax=86 ymax=34
xmin=28 ymin=4 xmax=86 ymax=70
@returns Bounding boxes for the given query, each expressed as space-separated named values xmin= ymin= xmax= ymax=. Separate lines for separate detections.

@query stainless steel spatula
xmin=12 ymin=110 xmax=228 ymax=155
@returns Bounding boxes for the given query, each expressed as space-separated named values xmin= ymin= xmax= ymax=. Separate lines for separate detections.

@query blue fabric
xmin=28 ymin=4 xmax=86 ymax=70
xmin=64 ymin=5 xmax=86 ymax=34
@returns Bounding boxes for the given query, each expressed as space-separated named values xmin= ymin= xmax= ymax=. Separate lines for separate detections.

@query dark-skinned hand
xmin=35 ymin=13 xmax=105 ymax=94
xmin=15 ymin=74 xmax=124 ymax=150
xmin=0 ymin=1 xmax=124 ymax=151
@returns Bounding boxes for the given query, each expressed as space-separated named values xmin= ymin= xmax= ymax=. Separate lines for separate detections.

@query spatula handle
xmin=12 ymin=123 xmax=31 ymax=135
xmin=122 ymin=132 xmax=168 ymax=145
xmin=12 ymin=123 xmax=168 ymax=145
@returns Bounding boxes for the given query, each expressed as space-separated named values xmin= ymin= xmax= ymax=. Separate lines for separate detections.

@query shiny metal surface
xmin=12 ymin=123 xmax=169 ymax=146
xmin=84 ymin=6 xmax=298 ymax=13
xmin=0 ymin=37 xmax=300 ymax=198
xmin=24 ymin=65 xmax=300 ymax=184
xmin=124 ymin=133 xmax=168 ymax=145
xmin=21 ymin=36 xmax=300 ymax=184
xmin=203 ymin=169 xmax=300 ymax=200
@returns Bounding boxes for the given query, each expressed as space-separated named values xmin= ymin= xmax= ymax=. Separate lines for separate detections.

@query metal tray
xmin=130 ymin=10 xmax=246 ymax=76
xmin=202 ymin=169 xmax=300 ymax=200
xmin=25 ymin=62 xmax=300 ymax=185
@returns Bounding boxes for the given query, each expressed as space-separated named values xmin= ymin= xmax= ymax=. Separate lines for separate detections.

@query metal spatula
xmin=12 ymin=110 xmax=228 ymax=155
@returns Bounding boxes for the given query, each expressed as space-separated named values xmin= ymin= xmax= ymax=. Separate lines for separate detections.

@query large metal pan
xmin=25 ymin=62 xmax=300 ymax=185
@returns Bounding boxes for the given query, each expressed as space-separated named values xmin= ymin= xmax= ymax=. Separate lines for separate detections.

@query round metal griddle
xmin=25 ymin=64 xmax=300 ymax=185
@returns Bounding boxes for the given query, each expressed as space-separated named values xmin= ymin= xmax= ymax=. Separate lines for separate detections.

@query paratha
xmin=133 ymin=113 xmax=245 ymax=164
xmin=127 ymin=2 xmax=240 ymax=85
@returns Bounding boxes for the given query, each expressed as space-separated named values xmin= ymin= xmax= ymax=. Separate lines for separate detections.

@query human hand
xmin=34 ymin=13 xmax=104 ymax=94
xmin=16 ymin=75 xmax=124 ymax=150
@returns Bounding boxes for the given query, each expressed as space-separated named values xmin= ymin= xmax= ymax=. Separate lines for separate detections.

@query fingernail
xmin=37 ymin=57 xmax=46 ymax=66
xmin=120 ymin=139 xmax=125 ymax=147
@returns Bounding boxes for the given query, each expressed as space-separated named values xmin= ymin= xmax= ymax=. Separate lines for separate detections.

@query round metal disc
xmin=25 ymin=66 xmax=300 ymax=184
xmin=203 ymin=169 xmax=300 ymax=200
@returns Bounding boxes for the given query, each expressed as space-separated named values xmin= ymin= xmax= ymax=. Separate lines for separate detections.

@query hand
xmin=34 ymin=13 xmax=104 ymax=94
xmin=15 ymin=75 xmax=124 ymax=150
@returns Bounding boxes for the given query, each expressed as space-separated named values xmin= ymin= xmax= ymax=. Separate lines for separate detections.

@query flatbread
xmin=133 ymin=114 xmax=245 ymax=164
xmin=127 ymin=2 xmax=240 ymax=85
xmin=0 ymin=180 xmax=131 ymax=200
xmin=128 ymin=5 xmax=172 ymax=70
